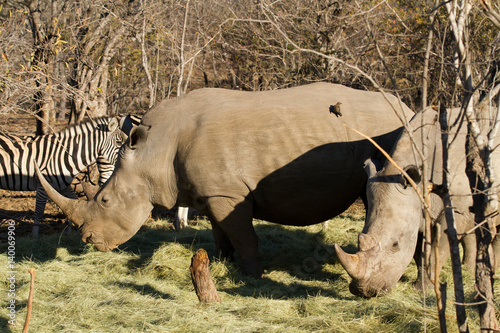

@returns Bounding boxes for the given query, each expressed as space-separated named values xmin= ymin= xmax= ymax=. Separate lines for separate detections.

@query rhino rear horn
xmin=358 ymin=234 xmax=380 ymax=252
xmin=81 ymin=181 xmax=100 ymax=200
xmin=35 ymin=163 xmax=86 ymax=227
xmin=363 ymin=158 xmax=381 ymax=178
xmin=335 ymin=244 xmax=365 ymax=280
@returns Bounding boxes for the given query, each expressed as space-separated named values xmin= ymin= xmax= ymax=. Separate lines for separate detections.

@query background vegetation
xmin=0 ymin=0 xmax=497 ymax=132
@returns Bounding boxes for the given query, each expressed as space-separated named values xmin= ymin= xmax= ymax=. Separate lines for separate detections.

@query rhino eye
xmin=391 ymin=241 xmax=399 ymax=251
xmin=100 ymin=194 xmax=110 ymax=207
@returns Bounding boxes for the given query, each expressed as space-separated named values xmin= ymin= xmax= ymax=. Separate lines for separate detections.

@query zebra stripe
xmin=0 ymin=117 xmax=127 ymax=235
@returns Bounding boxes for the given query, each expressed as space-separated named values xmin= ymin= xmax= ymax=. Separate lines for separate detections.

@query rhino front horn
xmin=34 ymin=163 xmax=86 ymax=227
xmin=335 ymin=244 xmax=365 ymax=280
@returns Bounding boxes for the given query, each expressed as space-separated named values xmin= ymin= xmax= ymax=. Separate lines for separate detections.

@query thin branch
xmin=462 ymin=211 xmax=499 ymax=235
xmin=480 ymin=0 xmax=500 ymax=29
xmin=177 ymin=0 xmax=191 ymax=97
xmin=422 ymin=0 xmax=440 ymax=110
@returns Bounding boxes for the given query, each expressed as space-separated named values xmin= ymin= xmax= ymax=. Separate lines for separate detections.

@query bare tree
xmin=135 ymin=0 xmax=156 ymax=108
xmin=26 ymin=0 xmax=68 ymax=134
xmin=444 ymin=0 xmax=499 ymax=330
xmin=0 ymin=3 xmax=37 ymax=122
xmin=66 ymin=0 xmax=132 ymax=122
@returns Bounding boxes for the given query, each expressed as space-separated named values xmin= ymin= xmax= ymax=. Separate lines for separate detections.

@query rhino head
xmin=335 ymin=107 xmax=447 ymax=298
xmin=36 ymin=125 xmax=156 ymax=251
xmin=335 ymin=158 xmax=423 ymax=297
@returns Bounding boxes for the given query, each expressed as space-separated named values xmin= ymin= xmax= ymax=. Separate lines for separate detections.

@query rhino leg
xmin=207 ymin=196 xmax=263 ymax=278
xmin=460 ymin=226 xmax=500 ymax=272
xmin=414 ymin=225 xmax=452 ymax=292
xmin=493 ymin=231 xmax=500 ymax=270
xmin=210 ymin=219 xmax=235 ymax=261
xmin=413 ymin=233 xmax=433 ymax=291
xmin=461 ymin=232 xmax=477 ymax=272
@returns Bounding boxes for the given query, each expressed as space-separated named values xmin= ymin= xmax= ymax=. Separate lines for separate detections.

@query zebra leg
xmin=33 ymin=187 xmax=49 ymax=237
xmin=60 ymin=186 xmax=79 ymax=234
xmin=174 ymin=206 xmax=189 ymax=229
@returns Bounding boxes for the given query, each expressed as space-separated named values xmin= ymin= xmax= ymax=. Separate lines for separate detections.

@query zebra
xmin=0 ymin=117 xmax=127 ymax=236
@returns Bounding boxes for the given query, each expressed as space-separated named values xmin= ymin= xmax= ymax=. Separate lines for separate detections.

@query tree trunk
xmin=439 ymin=104 xmax=469 ymax=333
xmin=68 ymin=7 xmax=127 ymax=122
xmin=443 ymin=0 xmax=500 ymax=328
xmin=190 ymin=249 xmax=221 ymax=303
xmin=138 ymin=0 xmax=156 ymax=109
xmin=28 ymin=0 xmax=57 ymax=134
xmin=466 ymin=128 xmax=499 ymax=332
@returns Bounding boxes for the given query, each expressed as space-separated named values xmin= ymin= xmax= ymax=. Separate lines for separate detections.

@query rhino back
xmin=380 ymin=106 xmax=500 ymax=219
xmin=142 ymin=83 xmax=412 ymax=225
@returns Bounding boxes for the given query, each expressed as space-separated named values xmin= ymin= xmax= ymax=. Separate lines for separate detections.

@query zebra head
xmin=95 ymin=118 xmax=128 ymax=186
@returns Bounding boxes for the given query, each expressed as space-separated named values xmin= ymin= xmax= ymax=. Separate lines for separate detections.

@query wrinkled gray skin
xmin=335 ymin=106 xmax=500 ymax=298
xmin=37 ymin=83 xmax=413 ymax=277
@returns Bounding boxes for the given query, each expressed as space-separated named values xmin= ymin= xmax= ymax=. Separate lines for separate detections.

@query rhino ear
xmin=402 ymin=165 xmax=421 ymax=188
xmin=129 ymin=125 xmax=149 ymax=150
xmin=363 ymin=158 xmax=381 ymax=178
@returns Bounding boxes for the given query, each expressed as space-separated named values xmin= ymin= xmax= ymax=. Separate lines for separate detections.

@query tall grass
xmin=0 ymin=212 xmax=496 ymax=332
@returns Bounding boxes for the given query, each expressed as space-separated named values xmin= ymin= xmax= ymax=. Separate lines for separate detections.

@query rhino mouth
xmin=349 ymin=278 xmax=392 ymax=298
xmin=81 ymin=231 xmax=117 ymax=252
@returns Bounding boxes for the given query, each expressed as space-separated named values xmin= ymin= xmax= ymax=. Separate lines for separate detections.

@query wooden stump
xmin=190 ymin=249 xmax=220 ymax=303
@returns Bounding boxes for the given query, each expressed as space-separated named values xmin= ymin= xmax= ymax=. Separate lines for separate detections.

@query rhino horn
xmin=35 ymin=163 xmax=86 ymax=227
xmin=335 ymin=244 xmax=365 ymax=280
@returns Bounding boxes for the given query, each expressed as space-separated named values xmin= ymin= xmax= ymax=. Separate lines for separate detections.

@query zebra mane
xmin=0 ymin=116 xmax=117 ymax=141
xmin=56 ymin=117 xmax=116 ymax=137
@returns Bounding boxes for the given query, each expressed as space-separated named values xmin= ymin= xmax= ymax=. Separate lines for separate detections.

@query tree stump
xmin=190 ymin=249 xmax=220 ymax=303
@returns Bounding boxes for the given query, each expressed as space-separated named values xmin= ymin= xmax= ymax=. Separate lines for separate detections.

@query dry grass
xmin=0 ymin=212 xmax=497 ymax=332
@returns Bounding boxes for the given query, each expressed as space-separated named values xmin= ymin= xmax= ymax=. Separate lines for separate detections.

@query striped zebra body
xmin=0 ymin=117 xmax=126 ymax=235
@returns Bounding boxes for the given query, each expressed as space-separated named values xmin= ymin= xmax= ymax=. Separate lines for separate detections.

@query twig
xmin=22 ymin=269 xmax=36 ymax=333
xmin=462 ymin=211 xmax=499 ymax=235
xmin=343 ymin=124 xmax=427 ymax=210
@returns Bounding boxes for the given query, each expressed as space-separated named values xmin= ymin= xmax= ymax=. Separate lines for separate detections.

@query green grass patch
xmin=0 ymin=216 xmax=497 ymax=332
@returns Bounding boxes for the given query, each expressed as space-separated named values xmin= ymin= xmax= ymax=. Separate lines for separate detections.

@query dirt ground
xmin=0 ymin=188 xmax=68 ymax=237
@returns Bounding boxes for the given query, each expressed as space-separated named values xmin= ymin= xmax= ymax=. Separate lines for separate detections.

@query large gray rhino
xmin=335 ymin=106 xmax=500 ymax=298
xmin=36 ymin=83 xmax=413 ymax=277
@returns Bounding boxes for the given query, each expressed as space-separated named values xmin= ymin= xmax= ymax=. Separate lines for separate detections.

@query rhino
xmin=335 ymin=106 xmax=500 ymax=298
xmin=36 ymin=83 xmax=413 ymax=277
